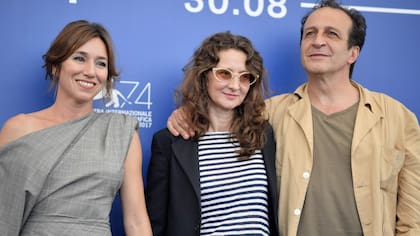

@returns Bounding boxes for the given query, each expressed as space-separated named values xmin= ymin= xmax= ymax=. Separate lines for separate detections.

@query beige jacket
xmin=266 ymin=82 xmax=420 ymax=236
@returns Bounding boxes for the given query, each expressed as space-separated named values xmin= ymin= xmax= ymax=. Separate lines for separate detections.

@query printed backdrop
xmin=1 ymin=1 xmax=419 ymax=235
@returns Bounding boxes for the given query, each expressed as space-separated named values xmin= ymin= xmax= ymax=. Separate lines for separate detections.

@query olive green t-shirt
xmin=297 ymin=103 xmax=363 ymax=236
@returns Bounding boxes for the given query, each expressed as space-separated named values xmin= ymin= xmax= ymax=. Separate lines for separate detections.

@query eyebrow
xmin=74 ymin=51 xmax=108 ymax=60
xmin=303 ymin=25 xmax=340 ymax=33
xmin=216 ymin=66 xmax=249 ymax=73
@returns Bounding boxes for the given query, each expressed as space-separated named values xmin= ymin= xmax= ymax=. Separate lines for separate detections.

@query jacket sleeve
xmin=146 ymin=128 xmax=173 ymax=236
xmin=396 ymin=107 xmax=420 ymax=235
xmin=262 ymin=124 xmax=279 ymax=236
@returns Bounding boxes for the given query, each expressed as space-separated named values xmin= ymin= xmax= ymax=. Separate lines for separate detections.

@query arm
xmin=167 ymin=107 xmax=195 ymax=139
xmin=0 ymin=116 xmax=25 ymax=235
xmin=146 ymin=129 xmax=173 ymax=236
xmin=0 ymin=114 xmax=43 ymax=234
xmin=120 ymin=132 xmax=152 ymax=236
xmin=396 ymin=111 xmax=420 ymax=235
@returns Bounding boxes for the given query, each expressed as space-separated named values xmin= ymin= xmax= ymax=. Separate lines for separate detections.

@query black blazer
xmin=146 ymin=125 xmax=278 ymax=236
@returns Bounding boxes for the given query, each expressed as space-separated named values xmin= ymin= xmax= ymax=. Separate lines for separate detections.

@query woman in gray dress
xmin=0 ymin=20 xmax=152 ymax=236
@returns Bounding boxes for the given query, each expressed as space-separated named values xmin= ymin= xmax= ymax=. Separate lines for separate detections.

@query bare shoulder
xmin=0 ymin=111 xmax=52 ymax=147
xmin=0 ymin=113 xmax=33 ymax=146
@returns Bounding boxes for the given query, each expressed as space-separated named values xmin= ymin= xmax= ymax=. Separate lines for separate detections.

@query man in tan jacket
xmin=167 ymin=0 xmax=420 ymax=235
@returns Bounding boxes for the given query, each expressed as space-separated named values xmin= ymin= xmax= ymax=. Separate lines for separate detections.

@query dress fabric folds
xmin=0 ymin=112 xmax=138 ymax=236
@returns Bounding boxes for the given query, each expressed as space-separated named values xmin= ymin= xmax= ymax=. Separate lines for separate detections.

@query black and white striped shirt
xmin=198 ymin=132 xmax=270 ymax=236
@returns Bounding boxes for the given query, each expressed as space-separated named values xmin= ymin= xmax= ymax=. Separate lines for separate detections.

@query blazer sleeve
xmin=146 ymin=128 xmax=174 ymax=236
xmin=262 ymin=124 xmax=279 ymax=236
xmin=396 ymin=106 xmax=420 ymax=235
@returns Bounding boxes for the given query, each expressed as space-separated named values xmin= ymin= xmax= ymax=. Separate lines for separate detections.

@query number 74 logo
xmin=94 ymin=81 xmax=152 ymax=110
xmin=120 ymin=81 xmax=152 ymax=110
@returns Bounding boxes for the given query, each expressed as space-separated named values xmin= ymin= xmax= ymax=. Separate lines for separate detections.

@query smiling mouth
xmin=77 ymin=80 xmax=96 ymax=88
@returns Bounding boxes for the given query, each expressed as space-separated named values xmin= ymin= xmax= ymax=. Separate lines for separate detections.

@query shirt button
xmin=294 ymin=208 xmax=301 ymax=216
xmin=303 ymin=172 xmax=310 ymax=179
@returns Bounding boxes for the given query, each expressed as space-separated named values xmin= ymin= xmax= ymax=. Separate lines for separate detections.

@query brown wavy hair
xmin=43 ymin=20 xmax=119 ymax=96
xmin=175 ymin=31 xmax=270 ymax=159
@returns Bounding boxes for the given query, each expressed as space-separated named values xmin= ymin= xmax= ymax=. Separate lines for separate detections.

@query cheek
xmin=98 ymin=70 xmax=108 ymax=83
xmin=58 ymin=69 xmax=72 ymax=81
xmin=240 ymin=86 xmax=251 ymax=100
xmin=207 ymin=78 xmax=221 ymax=92
xmin=242 ymin=85 xmax=251 ymax=94
xmin=300 ymin=41 xmax=308 ymax=51
xmin=207 ymin=85 xmax=218 ymax=100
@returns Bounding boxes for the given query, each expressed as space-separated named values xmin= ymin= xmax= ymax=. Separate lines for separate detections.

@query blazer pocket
xmin=380 ymin=147 xmax=405 ymax=193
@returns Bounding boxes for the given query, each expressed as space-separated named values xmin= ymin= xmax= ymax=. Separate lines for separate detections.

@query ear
xmin=348 ymin=45 xmax=360 ymax=64
xmin=52 ymin=66 xmax=58 ymax=78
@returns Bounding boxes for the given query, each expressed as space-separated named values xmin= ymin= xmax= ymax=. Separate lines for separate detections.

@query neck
xmin=207 ymin=108 xmax=233 ymax=132
xmin=47 ymin=101 xmax=93 ymax=123
xmin=307 ymin=75 xmax=359 ymax=115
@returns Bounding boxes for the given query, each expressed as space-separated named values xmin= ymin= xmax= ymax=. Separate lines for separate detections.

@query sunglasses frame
xmin=212 ymin=67 xmax=259 ymax=86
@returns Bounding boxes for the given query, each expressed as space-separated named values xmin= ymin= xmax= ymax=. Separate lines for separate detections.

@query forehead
xmin=304 ymin=7 xmax=352 ymax=32
xmin=217 ymin=49 xmax=247 ymax=65
xmin=75 ymin=37 xmax=108 ymax=57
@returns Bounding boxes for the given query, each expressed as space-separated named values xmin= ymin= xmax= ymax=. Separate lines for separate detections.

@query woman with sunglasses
xmin=146 ymin=32 xmax=278 ymax=236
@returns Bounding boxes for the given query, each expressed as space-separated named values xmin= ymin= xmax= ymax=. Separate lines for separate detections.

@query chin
xmin=227 ymin=104 xmax=242 ymax=111
xmin=305 ymin=66 xmax=326 ymax=74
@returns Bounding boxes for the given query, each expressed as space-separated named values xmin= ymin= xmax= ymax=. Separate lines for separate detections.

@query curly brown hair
xmin=175 ymin=31 xmax=270 ymax=159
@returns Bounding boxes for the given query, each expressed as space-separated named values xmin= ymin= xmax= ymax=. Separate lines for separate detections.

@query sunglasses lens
xmin=239 ymin=73 xmax=255 ymax=84
xmin=215 ymin=69 xmax=232 ymax=81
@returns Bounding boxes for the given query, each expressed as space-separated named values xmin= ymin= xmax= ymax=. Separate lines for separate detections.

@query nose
xmin=83 ymin=61 xmax=96 ymax=77
xmin=312 ymin=33 xmax=326 ymax=47
xmin=228 ymin=74 xmax=241 ymax=90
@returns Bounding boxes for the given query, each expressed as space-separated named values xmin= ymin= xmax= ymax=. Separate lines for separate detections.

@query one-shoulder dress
xmin=0 ymin=112 xmax=138 ymax=236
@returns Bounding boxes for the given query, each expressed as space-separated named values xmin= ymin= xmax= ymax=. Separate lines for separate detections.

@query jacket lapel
xmin=352 ymin=85 xmax=384 ymax=153
xmin=172 ymin=138 xmax=201 ymax=199
xmin=288 ymin=90 xmax=314 ymax=155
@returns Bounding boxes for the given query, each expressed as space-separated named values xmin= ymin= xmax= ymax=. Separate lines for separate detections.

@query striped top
xmin=198 ymin=132 xmax=270 ymax=236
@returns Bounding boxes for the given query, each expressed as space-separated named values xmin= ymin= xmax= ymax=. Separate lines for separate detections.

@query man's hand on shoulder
xmin=167 ymin=108 xmax=195 ymax=139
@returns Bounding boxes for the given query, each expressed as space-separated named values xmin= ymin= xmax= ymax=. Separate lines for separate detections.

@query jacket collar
xmin=290 ymin=81 xmax=384 ymax=153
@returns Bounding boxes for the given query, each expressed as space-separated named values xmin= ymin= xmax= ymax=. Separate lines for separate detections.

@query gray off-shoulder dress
xmin=0 ymin=112 xmax=138 ymax=236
